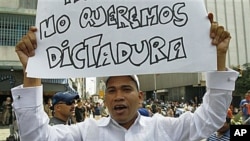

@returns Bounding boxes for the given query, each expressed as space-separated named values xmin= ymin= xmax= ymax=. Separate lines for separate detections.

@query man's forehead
xmin=105 ymin=75 xmax=140 ymax=90
xmin=106 ymin=76 xmax=135 ymax=85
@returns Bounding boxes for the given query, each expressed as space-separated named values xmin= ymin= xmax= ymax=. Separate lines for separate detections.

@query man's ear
xmin=54 ymin=104 xmax=61 ymax=111
xmin=138 ymin=91 xmax=144 ymax=101
xmin=54 ymin=104 xmax=58 ymax=110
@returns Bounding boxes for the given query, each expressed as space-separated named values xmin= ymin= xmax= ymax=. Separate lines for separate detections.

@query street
xmin=0 ymin=125 xmax=10 ymax=141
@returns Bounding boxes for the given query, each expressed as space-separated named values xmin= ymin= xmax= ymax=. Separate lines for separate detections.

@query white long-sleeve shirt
xmin=11 ymin=70 xmax=238 ymax=141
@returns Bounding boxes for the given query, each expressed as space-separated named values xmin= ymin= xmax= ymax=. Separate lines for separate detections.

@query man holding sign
xmin=12 ymin=12 xmax=238 ymax=141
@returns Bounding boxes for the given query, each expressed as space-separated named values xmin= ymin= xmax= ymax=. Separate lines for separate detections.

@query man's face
xmin=247 ymin=93 xmax=250 ymax=101
xmin=6 ymin=97 xmax=11 ymax=101
xmin=104 ymin=76 xmax=142 ymax=125
xmin=48 ymin=99 xmax=52 ymax=105
xmin=55 ymin=100 xmax=76 ymax=118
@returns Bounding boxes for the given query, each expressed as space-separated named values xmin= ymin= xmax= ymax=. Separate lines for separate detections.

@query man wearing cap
xmin=49 ymin=91 xmax=79 ymax=125
xmin=11 ymin=13 xmax=239 ymax=141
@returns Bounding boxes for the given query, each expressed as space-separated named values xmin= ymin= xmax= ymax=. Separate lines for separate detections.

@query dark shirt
xmin=94 ymin=106 xmax=101 ymax=116
xmin=75 ymin=106 xmax=85 ymax=122
xmin=49 ymin=117 xmax=72 ymax=125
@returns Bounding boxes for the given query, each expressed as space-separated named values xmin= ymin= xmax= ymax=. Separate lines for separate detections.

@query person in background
xmin=239 ymin=90 xmax=250 ymax=125
xmin=138 ymin=107 xmax=150 ymax=117
xmin=11 ymin=13 xmax=239 ymax=141
xmin=138 ymin=102 xmax=150 ymax=117
xmin=85 ymin=101 xmax=91 ymax=117
xmin=49 ymin=91 xmax=79 ymax=125
xmin=154 ymin=107 xmax=164 ymax=117
xmin=151 ymin=101 xmax=157 ymax=114
xmin=44 ymin=98 xmax=53 ymax=119
xmin=2 ymin=97 xmax=12 ymax=125
xmin=75 ymin=99 xmax=86 ymax=122
xmin=227 ymin=107 xmax=233 ymax=119
xmin=100 ymin=104 xmax=109 ymax=117
xmin=138 ymin=92 xmax=150 ymax=117
xmin=166 ymin=106 xmax=174 ymax=117
xmin=94 ymin=102 xmax=102 ymax=120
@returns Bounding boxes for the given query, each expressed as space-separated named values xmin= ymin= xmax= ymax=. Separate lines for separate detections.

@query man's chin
xmin=112 ymin=115 xmax=128 ymax=123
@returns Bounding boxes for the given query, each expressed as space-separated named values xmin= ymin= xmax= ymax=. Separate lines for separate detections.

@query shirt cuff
xmin=11 ymin=85 xmax=43 ymax=109
xmin=206 ymin=68 xmax=239 ymax=91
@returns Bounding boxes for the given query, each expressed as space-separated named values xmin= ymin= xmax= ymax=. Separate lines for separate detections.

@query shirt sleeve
xmin=12 ymin=85 xmax=44 ymax=109
xmin=159 ymin=69 xmax=239 ymax=141
xmin=206 ymin=68 xmax=239 ymax=91
xmin=11 ymin=85 xmax=84 ymax=141
xmin=11 ymin=85 xmax=51 ymax=140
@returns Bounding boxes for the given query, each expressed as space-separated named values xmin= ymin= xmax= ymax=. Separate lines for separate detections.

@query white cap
xmin=105 ymin=75 xmax=140 ymax=90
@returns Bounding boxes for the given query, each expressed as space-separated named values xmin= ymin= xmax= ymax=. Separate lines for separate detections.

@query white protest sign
xmin=26 ymin=0 xmax=215 ymax=78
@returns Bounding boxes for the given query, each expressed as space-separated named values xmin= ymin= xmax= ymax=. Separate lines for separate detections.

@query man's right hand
xmin=15 ymin=26 xmax=41 ymax=87
xmin=16 ymin=26 xmax=37 ymax=70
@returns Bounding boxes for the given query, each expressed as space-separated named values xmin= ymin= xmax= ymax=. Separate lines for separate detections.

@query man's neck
xmin=118 ymin=113 xmax=139 ymax=129
xmin=54 ymin=114 xmax=68 ymax=123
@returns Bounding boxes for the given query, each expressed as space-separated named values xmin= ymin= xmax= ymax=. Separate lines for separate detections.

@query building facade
xmin=137 ymin=0 xmax=250 ymax=103
xmin=0 ymin=0 xmax=79 ymax=106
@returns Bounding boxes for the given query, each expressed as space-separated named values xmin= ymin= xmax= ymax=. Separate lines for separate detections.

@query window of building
xmin=19 ymin=0 xmax=38 ymax=9
xmin=0 ymin=14 xmax=35 ymax=46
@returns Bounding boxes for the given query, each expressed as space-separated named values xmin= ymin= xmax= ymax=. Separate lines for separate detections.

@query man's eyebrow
xmin=105 ymin=85 xmax=117 ymax=90
xmin=121 ymin=85 xmax=133 ymax=88
xmin=106 ymin=84 xmax=133 ymax=89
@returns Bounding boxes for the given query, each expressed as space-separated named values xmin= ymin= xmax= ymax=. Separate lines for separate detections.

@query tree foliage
xmin=234 ymin=63 xmax=250 ymax=96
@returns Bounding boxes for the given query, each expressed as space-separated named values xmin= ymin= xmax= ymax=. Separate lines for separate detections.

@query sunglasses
xmin=57 ymin=101 xmax=75 ymax=106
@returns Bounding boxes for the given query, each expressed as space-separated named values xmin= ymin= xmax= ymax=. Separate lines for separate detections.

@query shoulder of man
xmin=49 ymin=117 xmax=65 ymax=125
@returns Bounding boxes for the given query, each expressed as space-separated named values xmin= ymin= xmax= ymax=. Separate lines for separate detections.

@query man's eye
xmin=106 ymin=89 xmax=115 ymax=94
xmin=123 ymin=87 xmax=132 ymax=92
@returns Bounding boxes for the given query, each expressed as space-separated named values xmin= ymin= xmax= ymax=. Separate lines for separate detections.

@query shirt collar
xmin=97 ymin=112 xmax=146 ymax=128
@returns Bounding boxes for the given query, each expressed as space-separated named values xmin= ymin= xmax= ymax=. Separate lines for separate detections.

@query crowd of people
xmin=39 ymin=88 xmax=250 ymax=141
xmin=3 ymin=89 xmax=246 ymax=141
xmin=41 ymin=89 xmax=249 ymax=139
xmin=239 ymin=90 xmax=250 ymax=125
xmin=3 ymin=90 xmax=249 ymax=128
xmin=1 ymin=89 xmax=249 ymax=141
xmin=43 ymin=93 xmax=109 ymax=125
xmin=138 ymin=99 xmax=198 ymax=117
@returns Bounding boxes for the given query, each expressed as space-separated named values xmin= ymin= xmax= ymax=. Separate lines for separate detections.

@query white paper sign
xmin=26 ymin=0 xmax=216 ymax=78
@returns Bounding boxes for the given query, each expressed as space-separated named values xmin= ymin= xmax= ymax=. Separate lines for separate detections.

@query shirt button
xmin=227 ymin=78 xmax=233 ymax=81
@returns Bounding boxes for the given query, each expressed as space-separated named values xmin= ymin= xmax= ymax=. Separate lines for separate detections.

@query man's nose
xmin=114 ymin=91 xmax=125 ymax=101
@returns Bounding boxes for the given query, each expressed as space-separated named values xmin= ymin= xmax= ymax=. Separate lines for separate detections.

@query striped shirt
xmin=207 ymin=130 xmax=230 ymax=141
